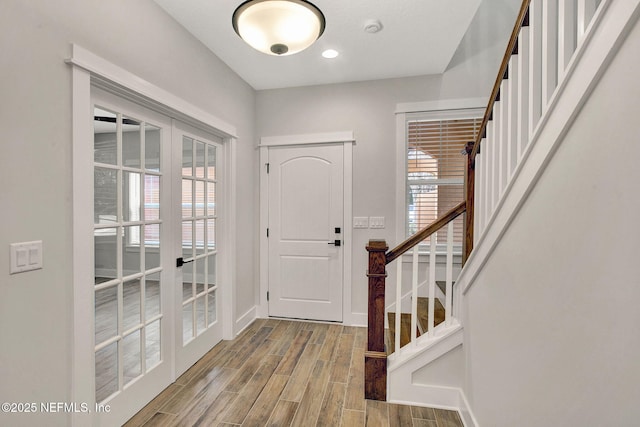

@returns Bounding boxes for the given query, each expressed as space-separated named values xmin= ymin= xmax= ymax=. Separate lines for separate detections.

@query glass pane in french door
xmin=93 ymin=106 xmax=164 ymax=403
xmin=181 ymin=136 xmax=218 ymax=345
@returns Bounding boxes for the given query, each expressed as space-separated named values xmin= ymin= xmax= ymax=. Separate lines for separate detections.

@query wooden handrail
xmin=470 ymin=0 xmax=532 ymax=162
xmin=385 ymin=201 xmax=466 ymax=264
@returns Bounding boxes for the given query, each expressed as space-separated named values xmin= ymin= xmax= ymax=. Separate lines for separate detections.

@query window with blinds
xmin=406 ymin=112 xmax=481 ymax=246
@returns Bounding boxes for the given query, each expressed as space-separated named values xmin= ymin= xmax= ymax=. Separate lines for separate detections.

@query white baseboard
xmin=389 ymin=384 xmax=477 ymax=427
xmin=388 ymin=385 xmax=462 ymax=411
xmin=349 ymin=312 xmax=367 ymax=327
xmin=234 ymin=306 xmax=257 ymax=337
xmin=458 ymin=392 xmax=479 ymax=427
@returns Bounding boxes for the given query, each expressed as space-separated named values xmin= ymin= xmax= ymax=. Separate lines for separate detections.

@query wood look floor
xmin=125 ymin=318 xmax=463 ymax=427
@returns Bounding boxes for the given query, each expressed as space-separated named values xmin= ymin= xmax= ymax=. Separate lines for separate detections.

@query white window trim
xmin=395 ymin=99 xmax=486 ymax=249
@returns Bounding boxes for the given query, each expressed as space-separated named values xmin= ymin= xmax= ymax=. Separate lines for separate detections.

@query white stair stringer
xmin=387 ymin=319 xmax=478 ymax=427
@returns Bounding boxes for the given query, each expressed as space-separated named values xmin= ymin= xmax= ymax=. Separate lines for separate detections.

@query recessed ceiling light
xmin=322 ymin=49 xmax=339 ymax=59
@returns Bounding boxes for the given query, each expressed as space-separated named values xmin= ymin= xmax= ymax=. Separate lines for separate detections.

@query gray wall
xmin=0 ymin=1 xmax=255 ymax=425
xmin=462 ymin=17 xmax=640 ymax=426
xmin=256 ymin=63 xmax=504 ymax=320
xmin=0 ymin=0 xmax=522 ymax=424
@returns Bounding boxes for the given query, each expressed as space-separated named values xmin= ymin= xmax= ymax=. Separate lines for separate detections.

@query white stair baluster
xmin=474 ymin=149 xmax=483 ymax=237
xmin=508 ymin=53 xmax=519 ymax=178
xmin=542 ymin=0 xmax=559 ymax=106
xmin=491 ymin=109 xmax=500 ymax=213
xmin=486 ymin=118 xmax=494 ymax=222
xmin=559 ymin=0 xmax=578 ymax=79
xmin=445 ymin=221 xmax=454 ymax=327
xmin=529 ymin=0 xmax=543 ymax=136
xmin=480 ymin=137 xmax=488 ymax=235
xmin=494 ymin=98 xmax=503 ymax=200
xmin=411 ymin=246 xmax=419 ymax=346
xmin=427 ymin=235 xmax=436 ymax=338
xmin=518 ymin=25 xmax=531 ymax=158
xmin=500 ymin=79 xmax=509 ymax=195
xmin=577 ymin=0 xmax=599 ymax=41
xmin=395 ymin=253 xmax=402 ymax=354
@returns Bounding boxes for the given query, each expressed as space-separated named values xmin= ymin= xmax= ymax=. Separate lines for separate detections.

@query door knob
xmin=328 ymin=240 xmax=341 ymax=247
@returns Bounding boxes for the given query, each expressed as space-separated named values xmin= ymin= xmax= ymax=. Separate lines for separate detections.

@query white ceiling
xmin=153 ymin=0 xmax=496 ymax=90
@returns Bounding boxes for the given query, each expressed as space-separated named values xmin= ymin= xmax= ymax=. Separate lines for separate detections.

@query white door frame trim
xmin=259 ymin=132 xmax=354 ymax=325
xmin=69 ymin=45 xmax=237 ymax=426
xmin=67 ymin=44 xmax=237 ymax=139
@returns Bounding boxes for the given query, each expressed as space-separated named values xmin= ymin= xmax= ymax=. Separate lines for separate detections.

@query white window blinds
xmin=406 ymin=113 xmax=481 ymax=245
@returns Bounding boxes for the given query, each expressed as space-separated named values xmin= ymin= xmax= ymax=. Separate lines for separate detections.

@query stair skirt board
xmin=387 ymin=325 xmax=475 ymax=423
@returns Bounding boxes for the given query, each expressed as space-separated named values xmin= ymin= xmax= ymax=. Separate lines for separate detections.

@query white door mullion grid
xmin=174 ymin=121 xmax=224 ymax=376
xmin=115 ymin=111 xmax=125 ymax=400
xmin=205 ymin=142 xmax=218 ymax=329
xmin=91 ymin=90 xmax=175 ymax=424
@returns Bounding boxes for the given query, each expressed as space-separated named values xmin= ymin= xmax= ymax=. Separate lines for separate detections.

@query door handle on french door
xmin=328 ymin=240 xmax=341 ymax=247
xmin=176 ymin=257 xmax=194 ymax=267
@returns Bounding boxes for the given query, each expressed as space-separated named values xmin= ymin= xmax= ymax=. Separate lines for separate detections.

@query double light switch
xmin=10 ymin=241 xmax=43 ymax=274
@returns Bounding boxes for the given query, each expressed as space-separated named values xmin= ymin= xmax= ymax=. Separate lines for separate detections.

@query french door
xmin=91 ymin=89 xmax=223 ymax=425
xmin=173 ymin=121 xmax=223 ymax=374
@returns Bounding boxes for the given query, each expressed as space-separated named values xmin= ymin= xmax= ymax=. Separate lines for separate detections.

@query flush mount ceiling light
xmin=232 ymin=0 xmax=326 ymax=56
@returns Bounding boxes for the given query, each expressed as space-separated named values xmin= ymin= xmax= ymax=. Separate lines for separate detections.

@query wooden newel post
xmin=365 ymin=239 xmax=388 ymax=401
xmin=463 ymin=141 xmax=475 ymax=264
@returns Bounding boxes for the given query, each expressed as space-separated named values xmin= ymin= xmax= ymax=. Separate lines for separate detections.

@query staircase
xmin=364 ymin=0 xmax=617 ymax=423
xmin=386 ymin=296 xmax=446 ymax=354
xmin=365 ymin=205 xmax=464 ymax=401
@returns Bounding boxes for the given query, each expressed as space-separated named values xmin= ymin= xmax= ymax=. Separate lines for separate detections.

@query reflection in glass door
xmin=181 ymin=136 xmax=218 ymax=345
xmin=93 ymin=106 xmax=164 ymax=403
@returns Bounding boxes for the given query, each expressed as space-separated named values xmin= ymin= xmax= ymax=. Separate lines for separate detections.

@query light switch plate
xmin=10 ymin=241 xmax=43 ymax=274
xmin=370 ymin=217 xmax=385 ymax=229
xmin=353 ymin=217 xmax=369 ymax=229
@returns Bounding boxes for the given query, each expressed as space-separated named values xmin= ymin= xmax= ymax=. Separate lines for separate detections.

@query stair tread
xmin=386 ymin=297 xmax=446 ymax=354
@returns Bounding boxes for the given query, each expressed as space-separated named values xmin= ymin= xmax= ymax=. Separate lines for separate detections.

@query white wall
xmin=412 ymin=345 xmax=464 ymax=388
xmin=256 ymin=74 xmax=500 ymax=323
xmin=462 ymin=15 xmax=640 ymax=426
xmin=0 ymin=1 xmax=255 ymax=426
xmin=254 ymin=0 xmax=523 ymax=324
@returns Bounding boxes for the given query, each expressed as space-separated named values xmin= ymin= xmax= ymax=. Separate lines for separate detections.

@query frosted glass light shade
xmin=232 ymin=0 xmax=325 ymax=56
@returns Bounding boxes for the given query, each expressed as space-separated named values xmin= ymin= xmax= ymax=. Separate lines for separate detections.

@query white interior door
xmin=268 ymin=145 xmax=344 ymax=322
xmin=173 ymin=121 xmax=224 ymax=375
xmin=92 ymin=89 xmax=173 ymax=426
